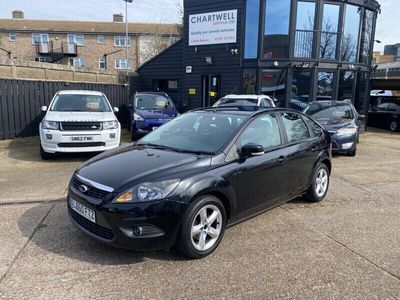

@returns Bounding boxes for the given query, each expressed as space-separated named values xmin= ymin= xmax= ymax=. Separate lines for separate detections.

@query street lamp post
xmin=124 ymin=0 xmax=133 ymax=81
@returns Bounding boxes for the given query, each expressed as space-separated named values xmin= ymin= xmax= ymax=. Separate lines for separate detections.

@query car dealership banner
xmin=189 ymin=10 xmax=237 ymax=46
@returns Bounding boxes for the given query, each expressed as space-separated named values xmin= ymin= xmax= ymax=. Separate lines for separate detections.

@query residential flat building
xmin=0 ymin=11 xmax=180 ymax=74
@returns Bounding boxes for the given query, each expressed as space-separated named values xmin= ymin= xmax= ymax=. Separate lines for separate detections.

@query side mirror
xmin=240 ymin=143 xmax=265 ymax=158
xmin=127 ymin=104 xmax=133 ymax=109
xmin=358 ymin=114 xmax=366 ymax=121
xmin=113 ymin=107 xmax=119 ymax=113
xmin=41 ymin=106 xmax=48 ymax=112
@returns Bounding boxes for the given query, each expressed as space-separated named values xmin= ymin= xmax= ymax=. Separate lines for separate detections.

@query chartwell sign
xmin=189 ymin=10 xmax=237 ymax=46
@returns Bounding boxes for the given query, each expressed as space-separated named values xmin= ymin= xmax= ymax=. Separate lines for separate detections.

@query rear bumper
xmin=40 ymin=127 xmax=120 ymax=153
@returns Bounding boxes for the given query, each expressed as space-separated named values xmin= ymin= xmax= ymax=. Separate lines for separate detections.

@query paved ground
xmin=0 ymin=128 xmax=399 ymax=299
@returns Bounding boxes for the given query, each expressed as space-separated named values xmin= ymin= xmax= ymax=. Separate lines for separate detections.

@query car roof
xmin=309 ymin=100 xmax=353 ymax=106
xmin=135 ymin=92 xmax=169 ymax=96
xmin=189 ymin=107 xmax=293 ymax=117
xmin=57 ymin=90 xmax=103 ymax=96
xmin=222 ymin=94 xmax=271 ymax=100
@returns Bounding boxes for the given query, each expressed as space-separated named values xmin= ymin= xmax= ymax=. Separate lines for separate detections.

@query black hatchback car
xmin=368 ymin=101 xmax=400 ymax=132
xmin=303 ymin=101 xmax=363 ymax=156
xmin=68 ymin=108 xmax=332 ymax=259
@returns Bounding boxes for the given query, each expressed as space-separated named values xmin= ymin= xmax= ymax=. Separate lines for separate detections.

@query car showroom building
xmin=135 ymin=0 xmax=380 ymax=115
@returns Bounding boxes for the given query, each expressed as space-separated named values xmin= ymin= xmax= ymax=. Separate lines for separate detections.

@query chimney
xmin=113 ymin=13 xmax=124 ymax=23
xmin=12 ymin=10 xmax=24 ymax=19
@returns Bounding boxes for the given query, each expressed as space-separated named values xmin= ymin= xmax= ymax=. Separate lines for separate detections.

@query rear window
xmin=135 ymin=95 xmax=175 ymax=110
xmin=215 ymin=98 xmax=259 ymax=107
xmin=281 ymin=113 xmax=311 ymax=143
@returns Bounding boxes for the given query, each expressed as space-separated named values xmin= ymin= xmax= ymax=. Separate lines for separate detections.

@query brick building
xmin=0 ymin=11 xmax=180 ymax=74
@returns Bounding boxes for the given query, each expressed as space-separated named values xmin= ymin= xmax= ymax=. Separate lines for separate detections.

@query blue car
xmin=128 ymin=92 xmax=179 ymax=140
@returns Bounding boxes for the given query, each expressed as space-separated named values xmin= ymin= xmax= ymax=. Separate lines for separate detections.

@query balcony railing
xmin=35 ymin=41 xmax=78 ymax=60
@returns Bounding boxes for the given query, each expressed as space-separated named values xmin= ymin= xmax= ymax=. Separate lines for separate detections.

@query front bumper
xmin=40 ymin=127 xmax=120 ymax=153
xmin=330 ymin=133 xmax=357 ymax=153
xmin=131 ymin=119 xmax=172 ymax=138
xmin=67 ymin=187 xmax=187 ymax=251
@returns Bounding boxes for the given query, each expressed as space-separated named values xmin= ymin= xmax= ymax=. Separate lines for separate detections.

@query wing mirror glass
xmin=241 ymin=143 xmax=265 ymax=158
xmin=41 ymin=106 xmax=48 ymax=112
xmin=113 ymin=107 xmax=119 ymax=113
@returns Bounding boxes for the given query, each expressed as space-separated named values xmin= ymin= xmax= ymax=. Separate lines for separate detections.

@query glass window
xmin=261 ymin=69 xmax=286 ymax=107
xmin=263 ymin=0 xmax=290 ymax=60
xmin=115 ymin=58 xmax=132 ymax=70
xmin=32 ymin=33 xmax=49 ymax=44
xmin=341 ymin=4 xmax=361 ymax=62
xmin=354 ymin=71 xmax=367 ymax=114
xmin=294 ymin=1 xmax=316 ymax=58
xmin=99 ymin=58 xmax=106 ymax=69
xmin=114 ymin=36 xmax=131 ymax=47
xmin=244 ymin=0 xmax=260 ymax=59
xmin=360 ymin=9 xmax=375 ymax=64
xmin=291 ymin=71 xmax=311 ymax=111
xmin=239 ymin=114 xmax=281 ymax=150
xmin=9 ymin=33 xmax=16 ymax=42
xmin=338 ymin=71 xmax=355 ymax=101
xmin=75 ymin=34 xmax=84 ymax=46
xmin=243 ymin=69 xmax=257 ymax=94
xmin=69 ymin=58 xmax=85 ymax=68
xmin=320 ymin=4 xmax=340 ymax=60
xmin=282 ymin=113 xmax=310 ymax=143
xmin=317 ymin=72 xmax=334 ymax=98
xmin=98 ymin=35 xmax=105 ymax=44
xmin=50 ymin=94 xmax=111 ymax=112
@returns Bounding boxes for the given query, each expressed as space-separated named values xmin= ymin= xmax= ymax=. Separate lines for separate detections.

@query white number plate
xmin=70 ymin=136 xmax=94 ymax=142
xmin=69 ymin=198 xmax=96 ymax=223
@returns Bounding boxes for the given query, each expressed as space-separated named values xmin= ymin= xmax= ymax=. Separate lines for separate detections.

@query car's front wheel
xmin=40 ymin=145 xmax=54 ymax=160
xmin=304 ymin=163 xmax=330 ymax=202
xmin=389 ymin=119 xmax=399 ymax=132
xmin=176 ymin=196 xmax=226 ymax=259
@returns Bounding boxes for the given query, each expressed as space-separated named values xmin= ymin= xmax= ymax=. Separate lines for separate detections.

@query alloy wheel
xmin=315 ymin=168 xmax=329 ymax=198
xmin=191 ymin=205 xmax=222 ymax=251
xmin=390 ymin=120 xmax=398 ymax=132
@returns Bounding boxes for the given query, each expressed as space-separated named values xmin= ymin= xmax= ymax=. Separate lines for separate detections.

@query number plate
xmin=70 ymin=136 xmax=94 ymax=142
xmin=69 ymin=198 xmax=96 ymax=223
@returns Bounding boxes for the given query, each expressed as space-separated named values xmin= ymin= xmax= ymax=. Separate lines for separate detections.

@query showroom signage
xmin=189 ymin=9 xmax=237 ymax=46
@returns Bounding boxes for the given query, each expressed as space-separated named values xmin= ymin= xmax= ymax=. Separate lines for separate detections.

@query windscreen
xmin=135 ymin=95 xmax=175 ymax=110
xmin=303 ymin=103 xmax=354 ymax=120
xmin=139 ymin=112 xmax=247 ymax=154
xmin=50 ymin=94 xmax=111 ymax=112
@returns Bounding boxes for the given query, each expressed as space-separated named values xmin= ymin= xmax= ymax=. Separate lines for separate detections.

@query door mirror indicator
xmin=241 ymin=143 xmax=265 ymax=157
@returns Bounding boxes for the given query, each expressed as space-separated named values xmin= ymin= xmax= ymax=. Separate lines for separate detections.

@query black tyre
xmin=304 ymin=163 xmax=330 ymax=202
xmin=389 ymin=120 xmax=399 ymax=132
xmin=40 ymin=145 xmax=54 ymax=160
xmin=347 ymin=146 xmax=357 ymax=157
xmin=175 ymin=195 xmax=226 ymax=259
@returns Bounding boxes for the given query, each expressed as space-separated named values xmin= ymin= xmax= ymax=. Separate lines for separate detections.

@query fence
xmin=0 ymin=79 xmax=129 ymax=140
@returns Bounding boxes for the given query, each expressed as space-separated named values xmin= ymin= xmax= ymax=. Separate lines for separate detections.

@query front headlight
xmin=42 ymin=121 xmax=60 ymax=130
xmin=133 ymin=113 xmax=144 ymax=121
xmin=103 ymin=121 xmax=118 ymax=130
xmin=113 ymin=179 xmax=180 ymax=204
xmin=337 ymin=127 xmax=357 ymax=137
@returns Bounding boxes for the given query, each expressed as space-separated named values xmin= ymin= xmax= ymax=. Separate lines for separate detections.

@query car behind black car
xmin=68 ymin=108 xmax=332 ymax=259
xmin=368 ymin=101 xmax=400 ymax=132
xmin=303 ymin=101 xmax=363 ymax=156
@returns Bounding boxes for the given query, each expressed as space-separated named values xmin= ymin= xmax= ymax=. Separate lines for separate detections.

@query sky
xmin=0 ymin=0 xmax=397 ymax=52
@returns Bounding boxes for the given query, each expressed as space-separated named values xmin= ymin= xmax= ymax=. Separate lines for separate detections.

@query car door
xmin=233 ymin=113 xmax=289 ymax=218
xmin=278 ymin=112 xmax=320 ymax=197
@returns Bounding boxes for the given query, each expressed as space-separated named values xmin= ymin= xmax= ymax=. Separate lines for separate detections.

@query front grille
xmin=61 ymin=122 xmax=102 ymax=131
xmin=70 ymin=208 xmax=114 ymax=240
xmin=71 ymin=176 xmax=111 ymax=201
xmin=58 ymin=142 xmax=105 ymax=148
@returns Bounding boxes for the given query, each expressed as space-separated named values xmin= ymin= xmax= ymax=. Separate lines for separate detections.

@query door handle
xmin=278 ymin=156 xmax=287 ymax=164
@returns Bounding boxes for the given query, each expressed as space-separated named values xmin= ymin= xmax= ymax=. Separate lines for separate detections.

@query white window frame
xmin=114 ymin=35 xmax=131 ymax=47
xmin=69 ymin=58 xmax=85 ymax=68
xmin=99 ymin=58 xmax=106 ymax=69
xmin=68 ymin=34 xmax=85 ymax=46
xmin=115 ymin=58 xmax=132 ymax=70
xmin=97 ymin=34 xmax=105 ymax=44
xmin=32 ymin=33 xmax=49 ymax=45
xmin=9 ymin=33 xmax=16 ymax=42
xmin=35 ymin=57 xmax=50 ymax=63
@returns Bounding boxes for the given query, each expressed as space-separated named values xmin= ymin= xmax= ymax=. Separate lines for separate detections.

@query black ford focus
xmin=68 ymin=108 xmax=332 ymax=259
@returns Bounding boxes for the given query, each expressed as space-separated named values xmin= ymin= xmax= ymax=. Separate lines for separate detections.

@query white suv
xmin=39 ymin=90 xmax=121 ymax=160
xmin=213 ymin=95 xmax=276 ymax=108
